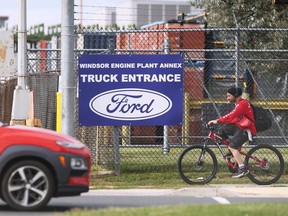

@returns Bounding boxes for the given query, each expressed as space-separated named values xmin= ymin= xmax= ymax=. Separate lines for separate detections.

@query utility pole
xmin=60 ymin=0 xmax=75 ymax=136
xmin=10 ymin=0 xmax=31 ymax=125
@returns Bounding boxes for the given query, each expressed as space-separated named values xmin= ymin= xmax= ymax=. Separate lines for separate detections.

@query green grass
xmin=56 ymin=203 xmax=288 ymax=216
xmin=90 ymin=146 xmax=288 ymax=189
xmin=90 ymin=164 xmax=288 ymax=189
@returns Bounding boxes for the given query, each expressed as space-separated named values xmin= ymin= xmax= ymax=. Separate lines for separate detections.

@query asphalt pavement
xmin=88 ymin=184 xmax=288 ymax=198
xmin=1 ymin=184 xmax=287 ymax=214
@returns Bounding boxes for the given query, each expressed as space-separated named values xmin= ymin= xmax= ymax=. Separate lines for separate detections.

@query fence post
xmin=122 ymin=126 xmax=130 ymax=145
xmin=183 ymin=92 xmax=190 ymax=145
xmin=108 ymin=38 xmax=121 ymax=175
xmin=234 ymin=28 xmax=240 ymax=87
xmin=113 ymin=126 xmax=120 ymax=175
xmin=162 ymin=37 xmax=171 ymax=154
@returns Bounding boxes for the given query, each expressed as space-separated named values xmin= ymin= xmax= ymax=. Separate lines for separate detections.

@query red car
xmin=0 ymin=123 xmax=91 ymax=211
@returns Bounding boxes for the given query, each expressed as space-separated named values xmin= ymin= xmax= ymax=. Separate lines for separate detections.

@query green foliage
xmin=190 ymin=0 xmax=288 ymax=78
xmin=192 ymin=0 xmax=288 ymax=28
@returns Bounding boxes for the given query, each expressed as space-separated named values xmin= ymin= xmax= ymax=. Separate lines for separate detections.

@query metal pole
xmin=183 ymin=93 xmax=190 ymax=145
xmin=233 ymin=12 xmax=240 ymax=87
xmin=113 ymin=126 xmax=120 ymax=175
xmin=234 ymin=29 xmax=240 ymax=87
xmin=60 ymin=0 xmax=75 ymax=136
xmin=17 ymin=0 xmax=28 ymax=89
xmin=162 ymin=37 xmax=170 ymax=154
xmin=10 ymin=0 xmax=30 ymax=124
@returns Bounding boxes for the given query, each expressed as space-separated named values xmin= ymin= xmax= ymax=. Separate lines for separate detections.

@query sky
xmin=0 ymin=0 xmax=122 ymax=29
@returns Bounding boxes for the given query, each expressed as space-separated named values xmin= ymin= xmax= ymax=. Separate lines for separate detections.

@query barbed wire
xmin=73 ymin=2 xmax=201 ymax=25
xmin=74 ymin=4 xmax=194 ymax=12
xmin=74 ymin=11 xmax=167 ymax=17
xmin=74 ymin=0 xmax=195 ymax=11
xmin=75 ymin=4 xmax=171 ymax=11
xmin=74 ymin=11 xmax=188 ymax=22
xmin=74 ymin=18 xmax=161 ymax=22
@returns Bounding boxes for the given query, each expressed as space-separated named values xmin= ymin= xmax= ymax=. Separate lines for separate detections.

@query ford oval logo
xmin=89 ymin=88 xmax=172 ymax=120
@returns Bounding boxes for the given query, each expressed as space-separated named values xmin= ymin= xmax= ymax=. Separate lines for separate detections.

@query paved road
xmin=1 ymin=184 xmax=288 ymax=215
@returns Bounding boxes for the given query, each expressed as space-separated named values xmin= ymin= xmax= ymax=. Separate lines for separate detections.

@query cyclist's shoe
xmin=224 ymin=151 xmax=233 ymax=158
xmin=232 ymin=167 xmax=249 ymax=178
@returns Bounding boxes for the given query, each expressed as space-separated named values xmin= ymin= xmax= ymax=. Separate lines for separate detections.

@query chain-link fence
xmin=1 ymin=27 xmax=287 ymax=178
xmin=0 ymin=49 xmax=60 ymax=129
xmin=0 ymin=78 xmax=17 ymax=124
xmin=74 ymin=27 xmax=288 ymax=176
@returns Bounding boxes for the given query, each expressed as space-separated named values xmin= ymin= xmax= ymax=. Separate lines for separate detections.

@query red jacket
xmin=218 ymin=99 xmax=257 ymax=135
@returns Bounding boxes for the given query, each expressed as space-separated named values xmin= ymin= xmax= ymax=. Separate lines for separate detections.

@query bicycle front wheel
xmin=177 ymin=145 xmax=218 ymax=185
xmin=245 ymin=144 xmax=284 ymax=185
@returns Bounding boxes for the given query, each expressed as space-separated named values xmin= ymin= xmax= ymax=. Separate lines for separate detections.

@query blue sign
xmin=78 ymin=54 xmax=184 ymax=126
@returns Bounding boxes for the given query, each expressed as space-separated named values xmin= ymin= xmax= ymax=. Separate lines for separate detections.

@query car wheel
xmin=1 ymin=160 xmax=55 ymax=211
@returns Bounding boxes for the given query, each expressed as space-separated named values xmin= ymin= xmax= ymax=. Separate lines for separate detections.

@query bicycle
xmin=177 ymin=124 xmax=284 ymax=185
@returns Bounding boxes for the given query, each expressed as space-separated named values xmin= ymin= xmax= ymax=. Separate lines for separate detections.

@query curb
xmin=88 ymin=184 xmax=288 ymax=198
xmin=173 ymin=184 xmax=288 ymax=197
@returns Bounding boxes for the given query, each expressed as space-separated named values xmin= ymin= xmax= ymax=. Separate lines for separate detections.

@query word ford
xmin=107 ymin=94 xmax=154 ymax=114
xmin=89 ymin=88 xmax=172 ymax=120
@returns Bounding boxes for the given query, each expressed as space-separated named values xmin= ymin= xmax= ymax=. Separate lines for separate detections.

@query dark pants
xmin=218 ymin=124 xmax=249 ymax=149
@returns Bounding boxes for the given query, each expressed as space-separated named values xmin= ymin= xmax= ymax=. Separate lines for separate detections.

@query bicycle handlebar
xmin=203 ymin=123 xmax=216 ymax=131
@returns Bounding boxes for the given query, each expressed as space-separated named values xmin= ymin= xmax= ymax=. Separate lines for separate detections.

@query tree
xmin=191 ymin=0 xmax=288 ymax=98
xmin=191 ymin=0 xmax=288 ymax=28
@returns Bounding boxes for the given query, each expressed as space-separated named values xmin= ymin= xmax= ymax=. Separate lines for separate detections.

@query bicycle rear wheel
xmin=245 ymin=144 xmax=284 ymax=185
xmin=177 ymin=145 xmax=218 ymax=185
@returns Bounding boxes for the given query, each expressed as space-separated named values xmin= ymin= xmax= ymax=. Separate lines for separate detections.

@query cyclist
xmin=208 ymin=87 xmax=256 ymax=178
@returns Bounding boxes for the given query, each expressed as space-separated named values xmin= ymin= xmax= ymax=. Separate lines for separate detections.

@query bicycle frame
xmin=204 ymin=126 xmax=268 ymax=170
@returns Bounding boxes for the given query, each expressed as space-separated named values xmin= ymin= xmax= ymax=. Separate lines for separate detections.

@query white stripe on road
xmin=212 ymin=197 xmax=230 ymax=204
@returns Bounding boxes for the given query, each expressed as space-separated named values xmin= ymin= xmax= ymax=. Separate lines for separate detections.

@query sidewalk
xmin=88 ymin=184 xmax=288 ymax=198
xmin=173 ymin=184 xmax=288 ymax=198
